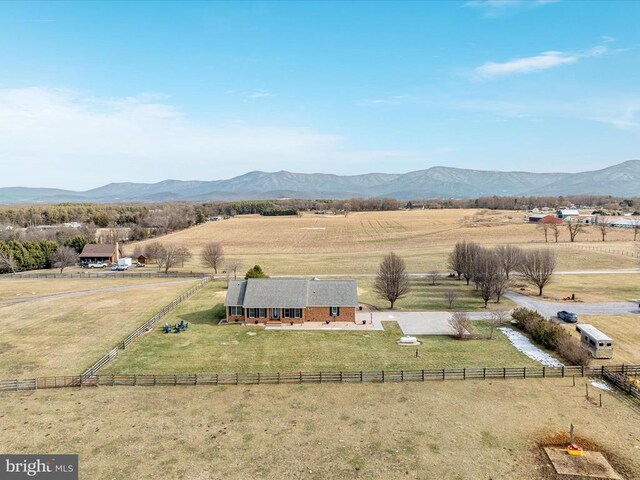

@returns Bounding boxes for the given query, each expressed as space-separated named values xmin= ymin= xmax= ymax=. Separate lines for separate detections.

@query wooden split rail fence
xmin=3 ymin=365 xmax=639 ymax=393
xmin=81 ymin=276 xmax=211 ymax=377
xmin=602 ymin=367 xmax=640 ymax=400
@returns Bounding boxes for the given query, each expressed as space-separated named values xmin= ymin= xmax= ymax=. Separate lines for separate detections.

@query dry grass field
xmin=0 ymin=277 xmax=188 ymax=302
xmin=1 ymin=379 xmax=639 ymax=480
xmin=560 ymin=315 xmax=640 ymax=365
xmin=0 ymin=278 xmax=199 ymax=377
xmin=516 ymin=273 xmax=640 ymax=302
xmin=123 ymin=210 xmax=640 ymax=274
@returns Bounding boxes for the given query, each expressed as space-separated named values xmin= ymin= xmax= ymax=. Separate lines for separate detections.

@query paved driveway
xmin=356 ymin=311 xmax=492 ymax=335
xmin=504 ymin=291 xmax=640 ymax=319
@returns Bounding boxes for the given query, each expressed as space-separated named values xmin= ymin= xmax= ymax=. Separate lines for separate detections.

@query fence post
xmin=421 ymin=369 xmax=425 ymax=381
xmin=581 ymin=365 xmax=585 ymax=377
xmin=562 ymin=366 xmax=565 ymax=378
xmin=503 ymin=368 xmax=506 ymax=380
xmin=463 ymin=368 xmax=466 ymax=380
xmin=483 ymin=367 xmax=486 ymax=379
xmin=442 ymin=369 xmax=445 ymax=381
xmin=543 ymin=366 xmax=546 ymax=378
xmin=360 ymin=370 xmax=363 ymax=382
xmin=382 ymin=370 xmax=385 ymax=383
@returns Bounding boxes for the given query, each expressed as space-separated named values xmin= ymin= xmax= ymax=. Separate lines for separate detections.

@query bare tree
xmin=447 ymin=242 xmax=465 ymax=280
xmin=456 ymin=240 xmax=480 ymax=286
xmin=493 ymin=270 xmax=510 ymax=304
xmin=0 ymin=250 xmax=16 ymax=273
xmin=176 ymin=245 xmax=192 ymax=268
xmin=427 ymin=270 xmax=441 ymax=286
xmin=566 ymin=221 xmax=584 ymax=243
xmin=52 ymin=246 xmax=78 ymax=273
xmin=487 ymin=308 xmax=509 ymax=340
xmin=549 ymin=223 xmax=561 ymax=243
xmin=143 ymin=242 xmax=162 ymax=263
xmin=374 ymin=252 xmax=411 ymax=309
xmin=202 ymin=242 xmax=224 ymax=274
xmin=597 ymin=218 xmax=612 ymax=242
xmin=632 ymin=219 xmax=640 ymax=242
xmin=473 ymin=248 xmax=503 ymax=308
xmin=442 ymin=290 xmax=460 ymax=309
xmin=155 ymin=244 xmax=181 ymax=274
xmin=517 ymin=248 xmax=557 ymax=296
xmin=538 ymin=222 xmax=550 ymax=243
xmin=448 ymin=311 xmax=470 ymax=339
xmin=494 ymin=245 xmax=522 ymax=279
xmin=225 ymin=259 xmax=242 ymax=280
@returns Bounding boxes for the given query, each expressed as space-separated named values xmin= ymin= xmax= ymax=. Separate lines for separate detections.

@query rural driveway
xmin=504 ymin=291 xmax=640 ymax=318
xmin=356 ymin=311 xmax=493 ymax=335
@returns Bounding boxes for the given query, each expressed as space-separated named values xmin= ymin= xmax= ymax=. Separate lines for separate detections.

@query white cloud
xmin=475 ymin=45 xmax=608 ymax=79
xmin=0 ymin=87 xmax=412 ymax=189
xmin=245 ymin=90 xmax=274 ymax=99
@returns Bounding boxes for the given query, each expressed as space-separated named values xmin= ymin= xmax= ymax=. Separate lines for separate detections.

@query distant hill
xmin=1 ymin=160 xmax=638 ymax=204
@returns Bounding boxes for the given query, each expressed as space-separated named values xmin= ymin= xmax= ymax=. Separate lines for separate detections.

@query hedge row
xmin=511 ymin=307 xmax=591 ymax=366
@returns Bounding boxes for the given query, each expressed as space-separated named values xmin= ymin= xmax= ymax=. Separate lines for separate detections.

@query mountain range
xmin=1 ymin=160 xmax=639 ymax=204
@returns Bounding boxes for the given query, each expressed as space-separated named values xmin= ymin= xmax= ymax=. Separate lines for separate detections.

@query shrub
xmin=511 ymin=307 xmax=590 ymax=366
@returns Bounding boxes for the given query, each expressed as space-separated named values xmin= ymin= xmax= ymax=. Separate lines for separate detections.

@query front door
xmin=271 ymin=308 xmax=280 ymax=320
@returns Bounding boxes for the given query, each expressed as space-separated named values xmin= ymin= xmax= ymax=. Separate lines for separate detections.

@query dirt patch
xmin=544 ymin=448 xmax=621 ymax=479
xmin=0 ymin=343 xmax=14 ymax=354
xmin=537 ymin=432 xmax=636 ymax=479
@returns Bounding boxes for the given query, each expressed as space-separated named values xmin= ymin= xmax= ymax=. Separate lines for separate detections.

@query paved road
xmin=0 ymin=279 xmax=197 ymax=306
xmin=504 ymin=291 xmax=640 ymax=318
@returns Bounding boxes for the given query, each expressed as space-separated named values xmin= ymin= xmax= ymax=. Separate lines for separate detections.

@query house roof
xmin=558 ymin=209 xmax=580 ymax=216
xmin=224 ymin=278 xmax=358 ymax=308
xmin=225 ymin=280 xmax=249 ymax=306
xmin=79 ymin=243 xmax=118 ymax=258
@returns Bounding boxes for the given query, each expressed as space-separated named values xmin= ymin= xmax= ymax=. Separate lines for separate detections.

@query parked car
xmin=88 ymin=262 xmax=107 ymax=269
xmin=557 ymin=311 xmax=578 ymax=323
xmin=112 ymin=265 xmax=128 ymax=271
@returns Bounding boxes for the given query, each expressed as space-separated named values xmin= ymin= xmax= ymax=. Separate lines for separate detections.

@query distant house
xmin=528 ymin=214 xmax=547 ymax=223
xmin=79 ymin=243 xmax=122 ymax=264
xmin=224 ymin=278 xmax=358 ymax=324
xmin=556 ymin=208 xmax=580 ymax=219
xmin=528 ymin=214 xmax=562 ymax=224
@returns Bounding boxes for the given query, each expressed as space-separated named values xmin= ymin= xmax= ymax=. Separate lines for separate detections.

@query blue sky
xmin=0 ymin=0 xmax=638 ymax=189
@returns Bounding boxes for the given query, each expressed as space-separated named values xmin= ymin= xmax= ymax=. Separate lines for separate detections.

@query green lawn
xmin=357 ymin=276 xmax=514 ymax=311
xmin=106 ymin=282 xmax=538 ymax=374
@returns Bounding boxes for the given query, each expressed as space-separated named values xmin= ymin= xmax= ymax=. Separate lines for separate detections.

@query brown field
xmin=123 ymin=210 xmax=640 ymax=274
xmin=561 ymin=315 xmax=640 ymax=365
xmin=0 ymin=278 xmax=199 ymax=377
xmin=2 ymin=379 xmax=639 ymax=480
xmin=0 ymin=277 xmax=188 ymax=302
xmin=516 ymin=273 xmax=640 ymax=302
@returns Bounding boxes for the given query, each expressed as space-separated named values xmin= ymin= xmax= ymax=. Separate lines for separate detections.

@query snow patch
xmin=590 ymin=380 xmax=612 ymax=391
xmin=498 ymin=327 xmax=564 ymax=367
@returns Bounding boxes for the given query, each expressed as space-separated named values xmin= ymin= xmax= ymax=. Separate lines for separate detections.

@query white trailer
xmin=118 ymin=257 xmax=132 ymax=268
xmin=575 ymin=324 xmax=614 ymax=359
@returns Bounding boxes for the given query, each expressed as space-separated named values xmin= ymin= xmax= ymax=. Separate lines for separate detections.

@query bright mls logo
xmin=0 ymin=455 xmax=77 ymax=479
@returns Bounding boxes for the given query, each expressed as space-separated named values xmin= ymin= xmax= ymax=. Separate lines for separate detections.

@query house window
xmin=294 ymin=308 xmax=302 ymax=318
xmin=248 ymin=308 xmax=256 ymax=318
xmin=330 ymin=306 xmax=339 ymax=316
xmin=283 ymin=308 xmax=291 ymax=318
xmin=606 ymin=342 xmax=612 ymax=347
xmin=258 ymin=308 xmax=266 ymax=318
xmin=230 ymin=306 xmax=243 ymax=316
